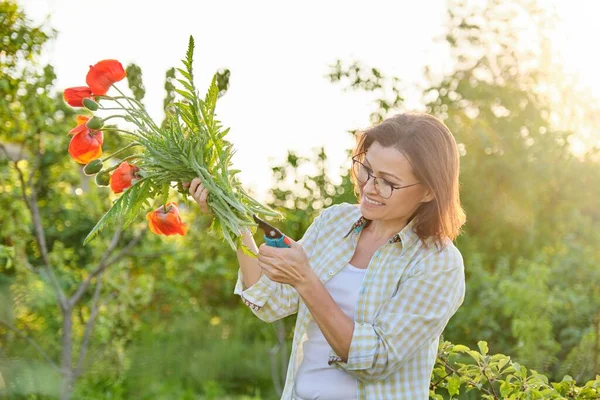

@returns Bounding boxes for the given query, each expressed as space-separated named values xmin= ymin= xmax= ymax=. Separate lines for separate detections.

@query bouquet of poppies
xmin=62 ymin=36 xmax=279 ymax=254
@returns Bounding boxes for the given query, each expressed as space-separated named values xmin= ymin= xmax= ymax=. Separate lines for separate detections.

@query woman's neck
xmin=363 ymin=218 xmax=409 ymax=242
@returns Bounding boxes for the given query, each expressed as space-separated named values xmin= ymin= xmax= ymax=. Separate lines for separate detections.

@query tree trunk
xmin=60 ymin=309 xmax=74 ymax=400
xmin=269 ymin=320 xmax=288 ymax=396
xmin=594 ymin=311 xmax=599 ymax=377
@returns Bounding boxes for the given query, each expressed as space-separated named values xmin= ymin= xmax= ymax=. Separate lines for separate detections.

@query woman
xmin=187 ymin=112 xmax=466 ymax=399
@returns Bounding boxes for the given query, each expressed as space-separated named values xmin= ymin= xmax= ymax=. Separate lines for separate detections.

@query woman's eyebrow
xmin=364 ymin=157 xmax=402 ymax=181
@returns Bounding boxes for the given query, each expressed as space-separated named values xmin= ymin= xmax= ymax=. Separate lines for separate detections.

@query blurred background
xmin=1 ymin=0 xmax=599 ymax=398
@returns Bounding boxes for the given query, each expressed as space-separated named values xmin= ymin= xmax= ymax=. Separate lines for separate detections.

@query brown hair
xmin=350 ymin=112 xmax=466 ymax=247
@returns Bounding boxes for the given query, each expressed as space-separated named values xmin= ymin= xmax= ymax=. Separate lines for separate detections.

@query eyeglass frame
xmin=351 ymin=152 xmax=422 ymax=199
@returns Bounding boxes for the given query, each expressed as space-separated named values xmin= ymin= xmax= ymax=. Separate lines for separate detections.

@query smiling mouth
xmin=363 ymin=194 xmax=385 ymax=206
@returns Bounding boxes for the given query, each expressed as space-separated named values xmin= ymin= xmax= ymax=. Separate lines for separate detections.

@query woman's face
xmin=358 ymin=142 xmax=432 ymax=222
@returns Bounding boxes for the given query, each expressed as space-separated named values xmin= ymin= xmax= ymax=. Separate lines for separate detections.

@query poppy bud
xmin=95 ymin=171 xmax=110 ymax=187
xmin=83 ymin=98 xmax=99 ymax=111
xmin=83 ymin=159 xmax=103 ymax=175
xmin=68 ymin=116 xmax=103 ymax=164
xmin=86 ymin=116 xmax=104 ymax=130
xmin=63 ymin=86 xmax=93 ymax=107
xmin=146 ymin=202 xmax=188 ymax=236
xmin=109 ymin=162 xmax=140 ymax=194
xmin=86 ymin=60 xmax=127 ymax=96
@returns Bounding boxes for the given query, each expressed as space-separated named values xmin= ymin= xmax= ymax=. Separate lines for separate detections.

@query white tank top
xmin=293 ymin=263 xmax=367 ymax=400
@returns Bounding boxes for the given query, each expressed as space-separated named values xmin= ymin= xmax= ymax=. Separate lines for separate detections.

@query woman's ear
xmin=421 ymin=189 xmax=434 ymax=203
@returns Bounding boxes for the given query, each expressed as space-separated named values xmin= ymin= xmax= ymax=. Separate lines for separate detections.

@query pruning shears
xmin=252 ymin=214 xmax=291 ymax=248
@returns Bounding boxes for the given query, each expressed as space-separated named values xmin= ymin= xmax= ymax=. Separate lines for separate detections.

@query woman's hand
xmin=183 ymin=177 xmax=213 ymax=215
xmin=257 ymin=237 xmax=316 ymax=288
xmin=183 ymin=177 xmax=250 ymax=237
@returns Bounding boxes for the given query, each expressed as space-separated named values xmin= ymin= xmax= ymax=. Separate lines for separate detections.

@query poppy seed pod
xmin=86 ymin=116 xmax=104 ymax=130
xmin=83 ymin=159 xmax=104 ymax=175
xmin=95 ymin=171 xmax=110 ymax=187
xmin=82 ymin=98 xmax=99 ymax=111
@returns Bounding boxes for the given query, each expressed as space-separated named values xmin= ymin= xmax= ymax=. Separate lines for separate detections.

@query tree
xmin=1 ymin=3 xmax=145 ymax=398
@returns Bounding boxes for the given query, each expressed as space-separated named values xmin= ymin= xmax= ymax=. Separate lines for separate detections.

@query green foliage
xmin=125 ymin=64 xmax=146 ymax=102
xmin=327 ymin=60 xmax=404 ymax=124
xmin=266 ymin=146 xmax=356 ymax=243
xmin=0 ymin=0 xmax=52 ymax=75
xmin=83 ymin=178 xmax=155 ymax=244
xmin=431 ymin=340 xmax=600 ymax=399
xmin=215 ymin=68 xmax=231 ymax=98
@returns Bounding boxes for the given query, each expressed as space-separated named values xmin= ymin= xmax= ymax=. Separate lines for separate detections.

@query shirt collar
xmin=343 ymin=214 xmax=420 ymax=248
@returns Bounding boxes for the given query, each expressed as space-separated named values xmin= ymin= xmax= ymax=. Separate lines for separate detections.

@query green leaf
xmin=175 ymin=67 xmax=192 ymax=81
xmin=161 ymin=182 xmax=170 ymax=205
xmin=497 ymin=356 xmax=510 ymax=371
xmin=500 ymin=381 xmax=513 ymax=398
xmin=447 ymin=375 xmax=461 ymax=396
xmin=175 ymin=78 xmax=195 ymax=94
xmin=174 ymin=88 xmax=195 ymax=102
xmin=240 ymin=243 xmax=257 ymax=258
xmin=452 ymin=344 xmax=471 ymax=353
xmin=477 ymin=341 xmax=489 ymax=356
xmin=83 ymin=178 xmax=155 ymax=245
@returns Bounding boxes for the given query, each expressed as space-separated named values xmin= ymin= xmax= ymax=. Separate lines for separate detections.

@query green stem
xmin=97 ymin=107 xmax=137 ymax=111
xmin=121 ymin=154 xmax=142 ymax=163
xmin=101 ymin=163 xmax=121 ymax=174
xmin=112 ymin=86 xmax=162 ymax=135
xmin=101 ymin=95 xmax=150 ymax=138
xmin=104 ymin=94 xmax=145 ymax=111
xmin=102 ymin=154 xmax=143 ymax=174
xmin=101 ymin=127 xmax=141 ymax=137
xmin=100 ymin=143 xmax=140 ymax=162
xmin=101 ymin=115 xmax=129 ymax=124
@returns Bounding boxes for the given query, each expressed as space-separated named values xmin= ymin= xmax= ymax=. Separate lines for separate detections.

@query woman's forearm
xmin=296 ymin=273 xmax=355 ymax=361
xmin=236 ymin=228 xmax=262 ymax=289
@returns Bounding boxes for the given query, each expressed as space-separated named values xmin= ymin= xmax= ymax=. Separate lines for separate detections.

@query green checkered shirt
xmin=234 ymin=202 xmax=465 ymax=399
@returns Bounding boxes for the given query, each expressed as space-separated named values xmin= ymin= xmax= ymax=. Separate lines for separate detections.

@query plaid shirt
xmin=234 ymin=203 xmax=465 ymax=399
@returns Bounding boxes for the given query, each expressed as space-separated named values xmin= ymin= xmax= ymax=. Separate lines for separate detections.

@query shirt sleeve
xmin=328 ymin=242 xmax=466 ymax=382
xmin=233 ymin=206 xmax=331 ymax=323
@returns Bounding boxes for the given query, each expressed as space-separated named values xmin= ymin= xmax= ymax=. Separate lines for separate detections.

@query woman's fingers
xmin=198 ymin=192 xmax=211 ymax=214
xmin=199 ymin=185 xmax=209 ymax=203
xmin=194 ymin=183 xmax=204 ymax=199
xmin=188 ymin=177 xmax=201 ymax=195
xmin=258 ymin=260 xmax=278 ymax=280
xmin=186 ymin=177 xmax=212 ymax=215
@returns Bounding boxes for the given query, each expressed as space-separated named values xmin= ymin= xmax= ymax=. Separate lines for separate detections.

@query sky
xmin=18 ymin=0 xmax=600 ymax=202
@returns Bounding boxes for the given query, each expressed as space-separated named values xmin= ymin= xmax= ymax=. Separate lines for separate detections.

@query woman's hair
xmin=350 ymin=112 xmax=466 ymax=247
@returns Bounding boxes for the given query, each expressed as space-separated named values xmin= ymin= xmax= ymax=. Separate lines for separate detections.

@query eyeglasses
xmin=351 ymin=153 xmax=421 ymax=199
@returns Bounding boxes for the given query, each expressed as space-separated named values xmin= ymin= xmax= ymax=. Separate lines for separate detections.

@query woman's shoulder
xmin=318 ymin=202 xmax=361 ymax=224
xmin=414 ymin=237 xmax=464 ymax=273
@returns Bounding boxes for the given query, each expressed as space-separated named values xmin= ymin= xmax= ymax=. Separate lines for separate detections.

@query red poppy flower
xmin=146 ymin=203 xmax=188 ymax=236
xmin=63 ymin=86 xmax=93 ymax=107
xmin=86 ymin=59 xmax=127 ymax=96
xmin=68 ymin=116 xmax=104 ymax=164
xmin=109 ymin=162 xmax=140 ymax=194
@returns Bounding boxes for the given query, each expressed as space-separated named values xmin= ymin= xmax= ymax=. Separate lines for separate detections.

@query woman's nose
xmin=363 ymin=175 xmax=378 ymax=194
